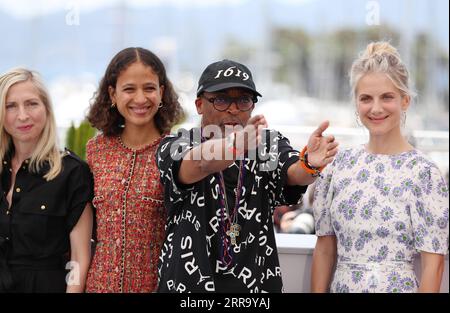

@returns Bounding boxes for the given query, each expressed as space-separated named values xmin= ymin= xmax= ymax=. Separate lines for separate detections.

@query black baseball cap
xmin=196 ymin=59 xmax=262 ymax=99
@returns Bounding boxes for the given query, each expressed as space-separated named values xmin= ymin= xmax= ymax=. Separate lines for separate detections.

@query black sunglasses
xmin=202 ymin=95 xmax=255 ymax=112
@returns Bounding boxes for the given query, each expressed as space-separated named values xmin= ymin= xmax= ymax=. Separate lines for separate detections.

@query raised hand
xmin=235 ymin=114 xmax=268 ymax=153
xmin=306 ymin=121 xmax=339 ymax=168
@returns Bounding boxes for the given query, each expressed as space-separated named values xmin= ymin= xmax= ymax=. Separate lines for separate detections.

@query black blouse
xmin=0 ymin=150 xmax=93 ymax=269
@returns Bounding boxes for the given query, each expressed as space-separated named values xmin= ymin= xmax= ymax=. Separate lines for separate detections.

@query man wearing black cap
xmin=156 ymin=59 xmax=338 ymax=292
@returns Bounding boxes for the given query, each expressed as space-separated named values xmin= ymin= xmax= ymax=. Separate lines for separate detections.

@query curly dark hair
xmin=87 ymin=47 xmax=185 ymax=136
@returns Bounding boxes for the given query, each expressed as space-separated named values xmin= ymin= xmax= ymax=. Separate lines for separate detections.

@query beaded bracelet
xmin=299 ymin=146 xmax=325 ymax=177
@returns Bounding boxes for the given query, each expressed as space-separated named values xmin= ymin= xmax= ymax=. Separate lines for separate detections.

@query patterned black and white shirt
xmin=156 ymin=128 xmax=306 ymax=293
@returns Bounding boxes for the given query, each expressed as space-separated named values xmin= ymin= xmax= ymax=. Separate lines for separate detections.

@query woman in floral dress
xmin=84 ymin=47 xmax=184 ymax=292
xmin=311 ymin=42 xmax=448 ymax=293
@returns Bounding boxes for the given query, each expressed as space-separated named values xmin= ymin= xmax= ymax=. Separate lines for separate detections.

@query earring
xmin=111 ymin=102 xmax=116 ymax=108
xmin=158 ymin=102 xmax=163 ymax=109
xmin=401 ymin=111 xmax=407 ymax=127
xmin=355 ymin=111 xmax=362 ymax=127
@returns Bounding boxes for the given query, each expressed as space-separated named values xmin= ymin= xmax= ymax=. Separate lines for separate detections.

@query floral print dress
xmin=313 ymin=146 xmax=449 ymax=293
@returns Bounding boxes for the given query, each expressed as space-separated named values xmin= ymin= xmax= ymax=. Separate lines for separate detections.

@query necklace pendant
xmin=226 ymin=223 xmax=241 ymax=246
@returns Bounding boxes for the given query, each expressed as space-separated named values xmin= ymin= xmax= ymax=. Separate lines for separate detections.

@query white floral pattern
xmin=313 ymin=146 xmax=449 ymax=293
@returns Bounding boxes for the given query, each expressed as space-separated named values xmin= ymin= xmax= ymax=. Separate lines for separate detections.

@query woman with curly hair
xmin=85 ymin=47 xmax=185 ymax=292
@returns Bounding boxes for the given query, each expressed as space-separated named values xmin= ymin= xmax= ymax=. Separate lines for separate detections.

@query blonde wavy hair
xmin=349 ymin=41 xmax=416 ymax=100
xmin=0 ymin=68 xmax=62 ymax=180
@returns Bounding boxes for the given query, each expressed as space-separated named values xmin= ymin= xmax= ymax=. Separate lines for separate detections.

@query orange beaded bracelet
xmin=299 ymin=146 xmax=325 ymax=177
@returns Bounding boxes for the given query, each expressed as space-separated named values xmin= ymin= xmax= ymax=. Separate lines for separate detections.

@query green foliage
xmin=268 ymin=25 xmax=449 ymax=111
xmin=65 ymin=120 xmax=97 ymax=160
xmin=272 ymin=25 xmax=402 ymax=101
xmin=66 ymin=122 xmax=76 ymax=153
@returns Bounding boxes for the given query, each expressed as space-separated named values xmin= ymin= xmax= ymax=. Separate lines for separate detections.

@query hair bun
xmin=349 ymin=41 xmax=415 ymax=100
xmin=362 ymin=41 xmax=401 ymax=61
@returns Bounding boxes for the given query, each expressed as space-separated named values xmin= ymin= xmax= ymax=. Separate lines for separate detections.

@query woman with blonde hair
xmin=311 ymin=42 xmax=448 ymax=293
xmin=0 ymin=68 xmax=93 ymax=292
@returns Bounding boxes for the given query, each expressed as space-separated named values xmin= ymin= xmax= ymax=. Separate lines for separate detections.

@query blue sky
xmin=0 ymin=0 xmax=264 ymax=17
xmin=0 ymin=0 xmax=447 ymax=132
xmin=1 ymin=0 xmax=447 ymax=49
